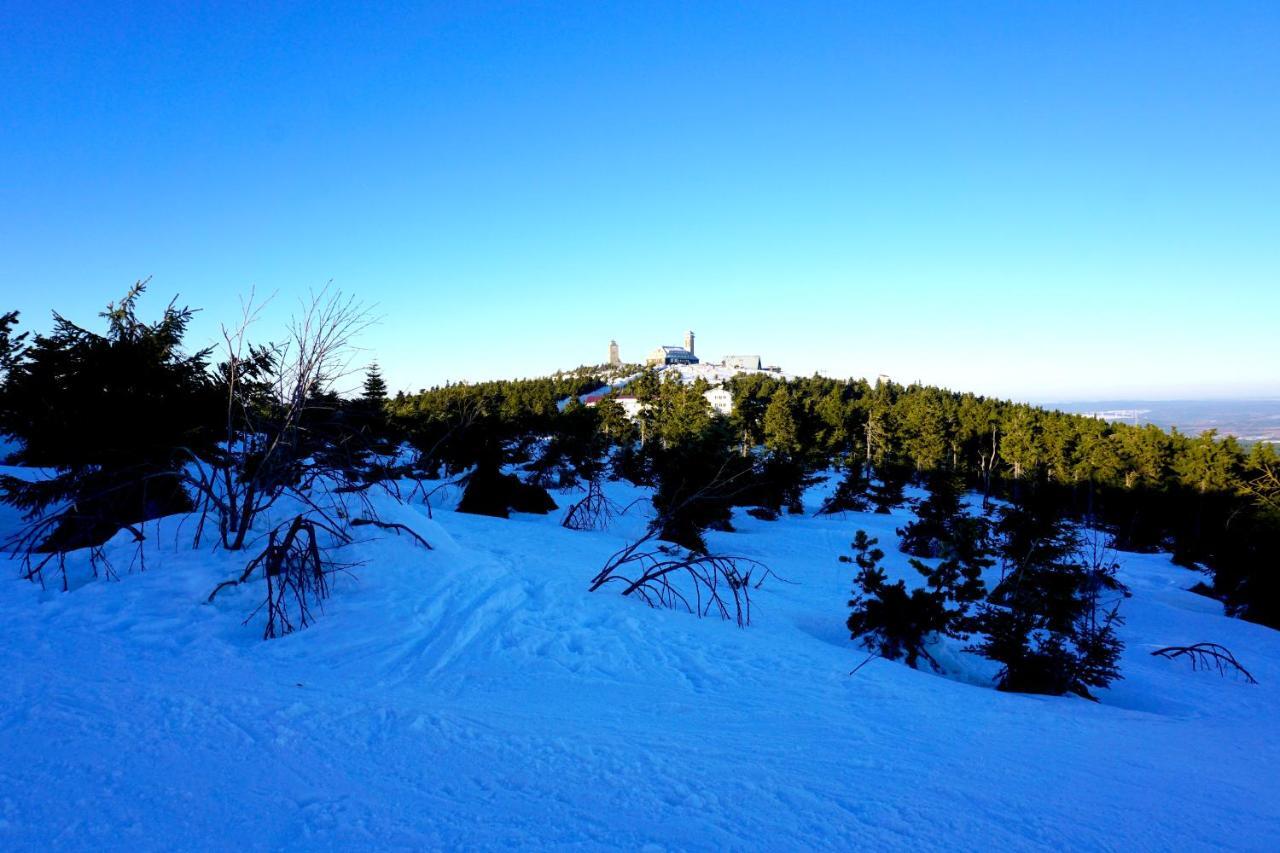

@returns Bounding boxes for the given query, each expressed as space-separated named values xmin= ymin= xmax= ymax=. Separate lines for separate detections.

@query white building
xmin=703 ymin=387 xmax=733 ymax=416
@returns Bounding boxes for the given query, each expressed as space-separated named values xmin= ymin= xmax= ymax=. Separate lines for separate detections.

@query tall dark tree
xmin=868 ymin=461 xmax=910 ymax=514
xmin=649 ymin=418 xmax=747 ymax=552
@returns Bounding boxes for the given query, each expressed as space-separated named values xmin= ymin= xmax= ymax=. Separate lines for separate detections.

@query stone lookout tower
xmin=608 ymin=340 xmax=621 ymax=367
xmin=684 ymin=330 xmax=695 ymax=357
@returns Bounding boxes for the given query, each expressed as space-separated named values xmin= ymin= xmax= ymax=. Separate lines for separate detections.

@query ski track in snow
xmin=0 ymin=473 xmax=1278 ymax=851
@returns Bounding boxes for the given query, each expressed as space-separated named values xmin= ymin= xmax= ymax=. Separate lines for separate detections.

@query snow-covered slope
xmin=657 ymin=361 xmax=794 ymax=386
xmin=1 ymin=475 xmax=1277 ymax=850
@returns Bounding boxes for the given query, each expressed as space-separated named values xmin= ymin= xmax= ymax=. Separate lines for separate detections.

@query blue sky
xmin=2 ymin=1 xmax=1277 ymax=400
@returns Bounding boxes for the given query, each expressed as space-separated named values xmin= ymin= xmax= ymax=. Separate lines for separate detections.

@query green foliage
xmin=897 ymin=387 xmax=951 ymax=472
xmin=845 ymin=528 xmax=988 ymax=671
xmin=817 ymin=459 xmax=871 ymax=515
xmin=762 ymin=386 xmax=801 ymax=457
xmin=643 ymin=373 xmax=714 ymax=449
xmin=649 ymin=419 xmax=747 ymax=552
xmin=1000 ymin=407 xmax=1041 ymax=482
xmin=868 ymin=462 xmax=911 ymax=514
xmin=0 ymin=283 xmax=222 ymax=550
xmin=971 ymin=501 xmax=1125 ymax=698
xmin=897 ymin=470 xmax=966 ymax=557
xmin=861 ymin=381 xmax=896 ymax=469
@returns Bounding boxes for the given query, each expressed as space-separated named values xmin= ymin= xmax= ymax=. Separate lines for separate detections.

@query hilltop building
xmin=646 ymin=346 xmax=698 ymax=366
xmin=604 ymin=331 xmax=780 ymax=374
xmin=646 ymin=330 xmax=700 ymax=366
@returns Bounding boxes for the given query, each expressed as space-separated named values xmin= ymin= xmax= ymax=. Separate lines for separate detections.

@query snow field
xmin=0 ymin=473 xmax=1277 ymax=850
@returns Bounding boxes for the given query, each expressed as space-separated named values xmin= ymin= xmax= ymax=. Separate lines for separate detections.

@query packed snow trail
xmin=1 ymin=475 xmax=1278 ymax=850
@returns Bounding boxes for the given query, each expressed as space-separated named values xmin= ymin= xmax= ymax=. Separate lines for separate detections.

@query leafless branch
xmin=1151 ymin=642 xmax=1258 ymax=684
xmin=350 ymin=517 xmax=432 ymax=549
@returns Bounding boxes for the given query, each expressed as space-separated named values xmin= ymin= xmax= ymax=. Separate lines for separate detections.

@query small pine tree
xmin=844 ymin=530 xmax=986 ymax=671
xmin=649 ymin=419 xmax=746 ymax=552
xmin=362 ymin=362 xmax=388 ymax=403
xmin=970 ymin=502 xmax=1125 ymax=698
xmin=908 ymin=548 xmax=989 ymax=642
xmin=817 ymin=458 xmax=871 ymax=515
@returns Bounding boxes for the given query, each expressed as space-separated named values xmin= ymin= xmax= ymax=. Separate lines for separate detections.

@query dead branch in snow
xmin=562 ymin=476 xmax=619 ymax=532
xmin=588 ymin=523 xmax=778 ymax=627
xmin=350 ymin=517 xmax=432 ymax=549
xmin=1151 ymin=643 xmax=1257 ymax=684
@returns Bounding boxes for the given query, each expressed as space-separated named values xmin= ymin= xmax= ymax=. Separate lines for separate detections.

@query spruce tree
xmin=0 ymin=283 xmax=222 ymax=551
xmin=0 ymin=310 xmax=26 ymax=377
xmin=362 ymin=362 xmax=388 ymax=403
xmin=817 ymin=459 xmax=871 ymax=514
xmin=971 ymin=500 xmax=1125 ymax=698
xmin=649 ymin=418 xmax=746 ymax=552
xmin=897 ymin=469 xmax=966 ymax=557
xmin=845 ymin=528 xmax=989 ymax=671
xmin=868 ymin=461 xmax=910 ymax=514
xmin=762 ymin=386 xmax=801 ymax=457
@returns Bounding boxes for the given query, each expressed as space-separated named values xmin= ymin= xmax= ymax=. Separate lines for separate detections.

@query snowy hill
xmin=1 ymin=473 xmax=1278 ymax=850
xmin=568 ymin=360 xmax=792 ymax=405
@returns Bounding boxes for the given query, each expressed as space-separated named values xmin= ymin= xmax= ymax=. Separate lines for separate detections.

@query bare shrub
xmin=588 ymin=525 xmax=775 ymax=627
xmin=184 ymin=286 xmax=376 ymax=551
xmin=562 ymin=476 xmax=618 ymax=531
xmin=208 ymin=515 xmax=352 ymax=639
xmin=5 ymin=504 xmax=145 ymax=590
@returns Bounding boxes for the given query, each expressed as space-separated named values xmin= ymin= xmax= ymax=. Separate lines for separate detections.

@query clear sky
xmin=2 ymin=1 xmax=1277 ymax=401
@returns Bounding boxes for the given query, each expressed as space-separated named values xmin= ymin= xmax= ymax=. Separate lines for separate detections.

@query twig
xmin=350 ymin=517 xmax=433 ymax=549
